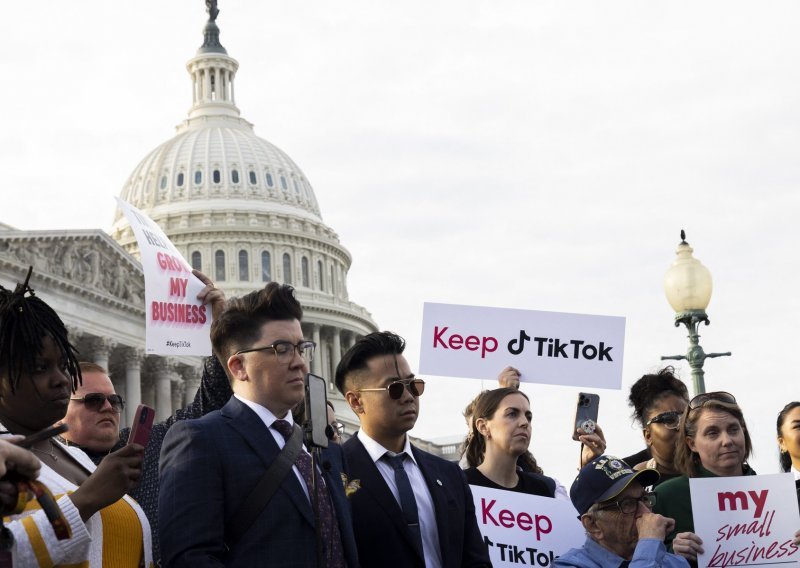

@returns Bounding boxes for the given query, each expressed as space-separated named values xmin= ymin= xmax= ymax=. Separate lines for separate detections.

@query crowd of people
xmin=0 ymin=267 xmax=798 ymax=567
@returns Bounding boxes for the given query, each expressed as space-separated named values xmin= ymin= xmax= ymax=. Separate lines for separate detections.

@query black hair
xmin=210 ymin=282 xmax=303 ymax=361
xmin=628 ymin=366 xmax=689 ymax=427
xmin=335 ymin=331 xmax=405 ymax=394
xmin=0 ymin=267 xmax=81 ymax=393
xmin=777 ymin=401 xmax=800 ymax=472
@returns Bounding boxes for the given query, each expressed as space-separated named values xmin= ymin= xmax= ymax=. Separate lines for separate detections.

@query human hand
xmin=636 ymin=511 xmax=675 ymax=541
xmin=793 ymin=528 xmax=799 ymax=546
xmin=193 ymin=269 xmax=226 ymax=321
xmin=497 ymin=366 xmax=521 ymax=389
xmin=672 ymin=531 xmax=704 ymax=562
xmin=69 ymin=444 xmax=144 ymax=521
xmin=578 ymin=424 xmax=606 ymax=466
xmin=0 ymin=437 xmax=41 ymax=514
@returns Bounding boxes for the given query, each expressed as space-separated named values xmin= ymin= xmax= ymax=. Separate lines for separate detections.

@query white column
xmin=153 ymin=358 xmax=175 ymax=422
xmin=312 ymin=324 xmax=322 ymax=376
xmin=123 ymin=348 xmax=144 ymax=428
xmin=331 ymin=328 xmax=342 ymax=387
xmin=171 ymin=381 xmax=185 ymax=414
xmin=89 ymin=337 xmax=116 ymax=372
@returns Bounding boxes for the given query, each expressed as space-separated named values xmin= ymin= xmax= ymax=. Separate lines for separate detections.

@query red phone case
xmin=128 ymin=404 xmax=155 ymax=447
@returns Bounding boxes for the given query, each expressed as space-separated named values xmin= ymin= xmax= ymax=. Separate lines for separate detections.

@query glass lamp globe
xmin=663 ymin=232 xmax=713 ymax=313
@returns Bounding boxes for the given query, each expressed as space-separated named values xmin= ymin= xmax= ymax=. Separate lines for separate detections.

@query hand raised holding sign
xmin=193 ymin=269 xmax=226 ymax=322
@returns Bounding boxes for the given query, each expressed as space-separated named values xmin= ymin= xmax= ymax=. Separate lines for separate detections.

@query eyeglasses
xmin=688 ymin=391 xmax=736 ymax=410
xmin=330 ymin=421 xmax=344 ymax=437
xmin=357 ymin=379 xmax=426 ymax=400
xmin=235 ymin=340 xmax=315 ymax=363
xmin=70 ymin=393 xmax=125 ymax=413
xmin=597 ymin=493 xmax=656 ymax=515
xmin=645 ymin=411 xmax=682 ymax=430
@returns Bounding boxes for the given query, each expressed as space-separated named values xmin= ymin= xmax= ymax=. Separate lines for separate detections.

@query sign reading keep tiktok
xmin=419 ymin=302 xmax=625 ymax=389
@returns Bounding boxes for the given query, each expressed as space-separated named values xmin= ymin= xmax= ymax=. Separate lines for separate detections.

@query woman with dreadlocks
xmin=0 ymin=268 xmax=152 ymax=567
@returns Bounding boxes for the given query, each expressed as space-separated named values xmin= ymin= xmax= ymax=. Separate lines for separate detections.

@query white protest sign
xmin=420 ymin=302 xmax=625 ymax=389
xmin=116 ymin=198 xmax=212 ymax=356
xmin=471 ymin=485 xmax=584 ymax=567
xmin=690 ymin=473 xmax=800 ymax=567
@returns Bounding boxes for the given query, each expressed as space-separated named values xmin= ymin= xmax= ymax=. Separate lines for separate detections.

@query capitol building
xmin=0 ymin=9 xmax=381 ymax=437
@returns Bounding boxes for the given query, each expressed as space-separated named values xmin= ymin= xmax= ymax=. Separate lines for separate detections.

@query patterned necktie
xmin=272 ymin=420 xmax=345 ymax=568
xmin=383 ymin=452 xmax=424 ymax=558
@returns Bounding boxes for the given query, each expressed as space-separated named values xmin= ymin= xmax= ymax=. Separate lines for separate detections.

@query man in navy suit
xmin=335 ymin=331 xmax=492 ymax=568
xmin=159 ymin=283 xmax=358 ymax=567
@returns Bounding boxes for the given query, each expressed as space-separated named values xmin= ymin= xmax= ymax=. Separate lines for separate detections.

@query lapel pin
xmin=436 ymin=479 xmax=442 ymax=486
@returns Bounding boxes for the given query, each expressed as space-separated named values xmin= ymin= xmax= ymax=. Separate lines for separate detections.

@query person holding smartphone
xmin=0 ymin=268 xmax=151 ymax=567
xmin=57 ymin=269 xmax=232 ymax=565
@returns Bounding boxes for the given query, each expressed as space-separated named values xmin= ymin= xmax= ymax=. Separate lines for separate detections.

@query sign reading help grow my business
xmin=690 ymin=473 xmax=800 ymax=567
xmin=471 ymin=485 xmax=584 ymax=567
xmin=116 ymin=198 xmax=212 ymax=356
xmin=419 ymin=302 xmax=625 ymax=389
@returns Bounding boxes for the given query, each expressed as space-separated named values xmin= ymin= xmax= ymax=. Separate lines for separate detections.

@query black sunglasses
xmin=70 ymin=393 xmax=125 ymax=413
xmin=688 ymin=391 xmax=736 ymax=410
xmin=357 ymin=379 xmax=426 ymax=400
xmin=645 ymin=411 xmax=682 ymax=430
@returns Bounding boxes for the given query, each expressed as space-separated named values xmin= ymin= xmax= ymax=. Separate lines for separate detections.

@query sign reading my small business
xmin=471 ymin=485 xmax=585 ymax=567
xmin=116 ymin=198 xmax=212 ymax=356
xmin=690 ymin=473 xmax=800 ymax=567
xmin=419 ymin=302 xmax=625 ymax=389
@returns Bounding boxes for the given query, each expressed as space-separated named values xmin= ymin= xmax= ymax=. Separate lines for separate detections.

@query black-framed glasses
xmin=646 ymin=410 xmax=682 ymax=430
xmin=688 ymin=391 xmax=736 ymax=410
xmin=330 ymin=421 xmax=344 ymax=437
xmin=357 ymin=379 xmax=426 ymax=400
xmin=235 ymin=340 xmax=315 ymax=363
xmin=70 ymin=393 xmax=125 ymax=413
xmin=597 ymin=493 xmax=655 ymax=515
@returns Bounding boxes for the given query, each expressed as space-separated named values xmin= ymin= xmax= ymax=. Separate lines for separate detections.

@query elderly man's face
xmin=591 ymin=484 xmax=650 ymax=559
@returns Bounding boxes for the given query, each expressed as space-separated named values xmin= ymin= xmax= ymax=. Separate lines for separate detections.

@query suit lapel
xmin=221 ymin=397 xmax=315 ymax=527
xmin=346 ymin=436 xmax=426 ymax=563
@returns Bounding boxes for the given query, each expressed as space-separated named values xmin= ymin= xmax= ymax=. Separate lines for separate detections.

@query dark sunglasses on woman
xmin=688 ymin=391 xmax=736 ymax=410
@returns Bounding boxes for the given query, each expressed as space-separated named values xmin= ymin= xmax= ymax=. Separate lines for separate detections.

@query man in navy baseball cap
xmin=555 ymin=456 xmax=688 ymax=567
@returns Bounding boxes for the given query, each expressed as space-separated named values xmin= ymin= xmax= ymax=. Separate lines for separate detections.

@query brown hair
xmin=674 ymin=399 xmax=753 ymax=477
xmin=464 ymin=388 xmax=543 ymax=474
xmin=210 ymin=282 xmax=303 ymax=361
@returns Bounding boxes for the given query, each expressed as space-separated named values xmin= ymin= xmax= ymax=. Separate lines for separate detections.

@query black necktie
xmin=619 ymin=561 xmax=630 ymax=567
xmin=383 ymin=452 xmax=424 ymax=558
xmin=272 ymin=420 xmax=345 ymax=568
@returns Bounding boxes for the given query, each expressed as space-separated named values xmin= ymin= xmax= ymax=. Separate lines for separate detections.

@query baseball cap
xmin=570 ymin=455 xmax=659 ymax=516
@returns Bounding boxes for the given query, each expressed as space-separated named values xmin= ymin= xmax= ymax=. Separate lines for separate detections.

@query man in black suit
xmin=335 ymin=331 xmax=492 ymax=568
xmin=159 ymin=283 xmax=358 ymax=567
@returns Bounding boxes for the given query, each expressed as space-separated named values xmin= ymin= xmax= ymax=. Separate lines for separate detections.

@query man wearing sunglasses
xmin=335 ymin=331 xmax=491 ymax=568
xmin=555 ymin=455 xmax=689 ymax=567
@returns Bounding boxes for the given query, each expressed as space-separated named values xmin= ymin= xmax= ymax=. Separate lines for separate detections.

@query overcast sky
xmin=2 ymin=1 xmax=799 ymax=486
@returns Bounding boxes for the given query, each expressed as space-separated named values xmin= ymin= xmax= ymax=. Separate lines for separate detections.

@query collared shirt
xmin=791 ymin=466 xmax=800 ymax=481
xmin=234 ymin=394 xmax=310 ymax=499
xmin=555 ymin=536 xmax=690 ymax=567
xmin=357 ymin=430 xmax=443 ymax=568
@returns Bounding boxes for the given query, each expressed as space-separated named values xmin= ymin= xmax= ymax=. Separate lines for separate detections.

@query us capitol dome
xmin=110 ymin=9 xmax=378 ymax=387
xmin=1 ymin=7 xmax=378 ymax=435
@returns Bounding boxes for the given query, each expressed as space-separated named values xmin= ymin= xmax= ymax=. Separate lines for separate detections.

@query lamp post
xmin=661 ymin=230 xmax=731 ymax=396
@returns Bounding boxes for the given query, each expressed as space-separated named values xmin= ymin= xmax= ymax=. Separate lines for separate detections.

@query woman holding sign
xmin=464 ymin=387 xmax=567 ymax=498
xmin=777 ymin=401 xmax=800 ymax=508
xmin=654 ymin=391 xmax=800 ymax=565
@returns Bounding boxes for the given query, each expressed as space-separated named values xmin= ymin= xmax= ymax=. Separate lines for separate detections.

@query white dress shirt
xmin=234 ymin=394 xmax=311 ymax=500
xmin=791 ymin=466 xmax=800 ymax=481
xmin=357 ymin=430 xmax=443 ymax=568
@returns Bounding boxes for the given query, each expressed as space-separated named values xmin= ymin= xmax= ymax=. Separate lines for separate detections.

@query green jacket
xmin=653 ymin=464 xmax=756 ymax=553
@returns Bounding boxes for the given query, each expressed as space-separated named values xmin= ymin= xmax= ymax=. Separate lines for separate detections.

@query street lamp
xmin=661 ymin=230 xmax=731 ymax=396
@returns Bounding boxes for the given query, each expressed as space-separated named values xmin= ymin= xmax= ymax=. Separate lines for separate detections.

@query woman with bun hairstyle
xmin=625 ymin=367 xmax=689 ymax=484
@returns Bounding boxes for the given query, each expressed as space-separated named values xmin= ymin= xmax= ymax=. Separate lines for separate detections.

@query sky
xmin=2 ymin=1 xmax=799 ymax=487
